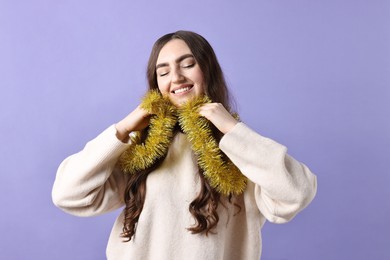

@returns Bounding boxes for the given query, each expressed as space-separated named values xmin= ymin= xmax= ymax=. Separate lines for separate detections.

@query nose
xmin=171 ymin=68 xmax=185 ymax=83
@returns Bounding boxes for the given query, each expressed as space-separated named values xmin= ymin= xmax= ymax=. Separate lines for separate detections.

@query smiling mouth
xmin=172 ymin=85 xmax=193 ymax=94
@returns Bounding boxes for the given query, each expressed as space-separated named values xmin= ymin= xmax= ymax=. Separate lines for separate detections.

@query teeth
xmin=174 ymin=86 xmax=191 ymax=94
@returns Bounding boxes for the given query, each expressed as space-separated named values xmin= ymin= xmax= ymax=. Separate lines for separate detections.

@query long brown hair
xmin=122 ymin=30 xmax=236 ymax=242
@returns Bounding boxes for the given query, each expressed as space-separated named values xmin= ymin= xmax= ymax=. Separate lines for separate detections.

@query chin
xmin=171 ymin=100 xmax=185 ymax=107
xmin=170 ymin=97 xmax=190 ymax=107
xmin=169 ymin=92 xmax=204 ymax=107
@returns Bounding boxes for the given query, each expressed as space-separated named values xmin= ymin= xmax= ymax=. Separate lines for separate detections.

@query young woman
xmin=52 ymin=30 xmax=317 ymax=260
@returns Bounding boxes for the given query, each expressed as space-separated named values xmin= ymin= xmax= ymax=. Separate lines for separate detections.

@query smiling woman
xmin=155 ymin=40 xmax=205 ymax=106
xmin=52 ymin=30 xmax=317 ymax=260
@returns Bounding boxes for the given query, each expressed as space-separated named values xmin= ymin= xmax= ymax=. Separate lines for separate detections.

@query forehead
xmin=156 ymin=39 xmax=193 ymax=64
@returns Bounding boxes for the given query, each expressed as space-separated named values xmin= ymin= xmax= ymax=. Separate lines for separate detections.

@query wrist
xmin=115 ymin=123 xmax=131 ymax=142
xmin=222 ymin=120 xmax=238 ymax=134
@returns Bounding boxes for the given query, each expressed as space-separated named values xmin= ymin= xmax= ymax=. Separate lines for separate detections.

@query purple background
xmin=1 ymin=1 xmax=389 ymax=259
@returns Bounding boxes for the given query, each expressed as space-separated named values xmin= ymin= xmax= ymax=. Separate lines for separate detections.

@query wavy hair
xmin=121 ymin=30 xmax=238 ymax=242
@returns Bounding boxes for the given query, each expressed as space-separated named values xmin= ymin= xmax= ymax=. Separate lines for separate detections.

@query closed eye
xmin=157 ymin=68 xmax=169 ymax=77
xmin=182 ymin=63 xmax=195 ymax=68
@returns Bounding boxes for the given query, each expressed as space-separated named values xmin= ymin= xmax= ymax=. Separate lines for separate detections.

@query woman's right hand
xmin=115 ymin=105 xmax=151 ymax=142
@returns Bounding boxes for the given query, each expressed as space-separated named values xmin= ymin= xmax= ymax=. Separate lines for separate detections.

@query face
xmin=156 ymin=39 xmax=205 ymax=107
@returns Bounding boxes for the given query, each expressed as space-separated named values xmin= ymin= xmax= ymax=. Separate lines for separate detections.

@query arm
xmin=219 ymin=123 xmax=317 ymax=223
xmin=52 ymin=125 xmax=133 ymax=216
xmin=52 ymin=106 xmax=150 ymax=216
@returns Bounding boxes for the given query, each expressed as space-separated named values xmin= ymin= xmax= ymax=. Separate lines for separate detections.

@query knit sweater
xmin=52 ymin=122 xmax=317 ymax=260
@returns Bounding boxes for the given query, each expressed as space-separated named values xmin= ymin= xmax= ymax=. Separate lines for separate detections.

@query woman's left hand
xmin=198 ymin=103 xmax=239 ymax=134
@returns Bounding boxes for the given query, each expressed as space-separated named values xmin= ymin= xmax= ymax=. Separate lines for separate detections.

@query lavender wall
xmin=1 ymin=1 xmax=389 ymax=259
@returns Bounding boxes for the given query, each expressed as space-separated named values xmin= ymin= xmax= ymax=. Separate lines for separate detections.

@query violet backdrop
xmin=1 ymin=0 xmax=389 ymax=259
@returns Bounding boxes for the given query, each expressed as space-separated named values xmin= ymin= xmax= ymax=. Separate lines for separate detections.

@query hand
xmin=115 ymin=105 xmax=150 ymax=142
xmin=198 ymin=103 xmax=238 ymax=134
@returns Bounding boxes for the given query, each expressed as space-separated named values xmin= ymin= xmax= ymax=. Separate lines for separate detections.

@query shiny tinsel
xmin=119 ymin=91 xmax=247 ymax=195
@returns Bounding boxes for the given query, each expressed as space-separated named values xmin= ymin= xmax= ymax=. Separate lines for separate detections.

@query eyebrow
xmin=155 ymin=54 xmax=194 ymax=70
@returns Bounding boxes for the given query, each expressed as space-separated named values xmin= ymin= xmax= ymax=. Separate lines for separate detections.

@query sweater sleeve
xmin=219 ymin=122 xmax=317 ymax=223
xmin=52 ymin=125 xmax=133 ymax=217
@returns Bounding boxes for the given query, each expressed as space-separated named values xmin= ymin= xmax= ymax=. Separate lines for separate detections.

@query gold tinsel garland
xmin=119 ymin=90 xmax=247 ymax=196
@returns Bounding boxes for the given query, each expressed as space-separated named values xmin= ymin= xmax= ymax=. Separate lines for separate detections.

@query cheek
xmin=194 ymin=69 xmax=205 ymax=86
xmin=195 ymin=72 xmax=205 ymax=93
xmin=157 ymin=79 xmax=169 ymax=94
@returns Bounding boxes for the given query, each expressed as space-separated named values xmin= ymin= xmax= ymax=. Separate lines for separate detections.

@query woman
xmin=52 ymin=30 xmax=317 ymax=260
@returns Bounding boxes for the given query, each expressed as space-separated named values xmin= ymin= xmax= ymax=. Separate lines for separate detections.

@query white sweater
xmin=52 ymin=122 xmax=317 ymax=260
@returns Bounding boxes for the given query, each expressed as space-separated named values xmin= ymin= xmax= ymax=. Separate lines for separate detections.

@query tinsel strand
xmin=119 ymin=91 xmax=247 ymax=195
xmin=178 ymin=97 xmax=247 ymax=195
xmin=119 ymin=91 xmax=177 ymax=173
